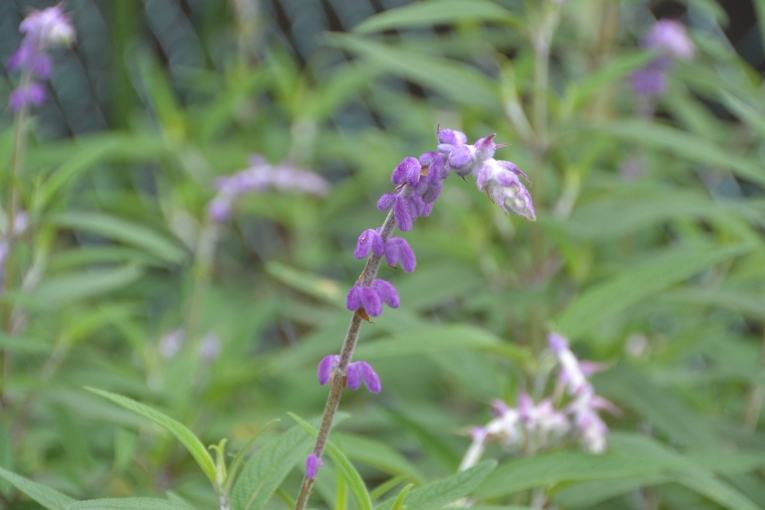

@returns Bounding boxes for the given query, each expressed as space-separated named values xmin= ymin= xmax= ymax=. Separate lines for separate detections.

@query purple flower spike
xmin=355 ymin=229 xmax=385 ymax=259
xmin=318 ymin=355 xmax=340 ymax=385
xmin=378 ymin=193 xmax=396 ymax=212
xmin=372 ymin=279 xmax=400 ymax=308
xmin=305 ymin=453 xmax=324 ymax=479
xmin=360 ymin=286 xmax=383 ymax=316
xmin=393 ymin=195 xmax=413 ymax=231
xmin=346 ymin=285 xmax=362 ymax=311
xmin=357 ymin=361 xmax=382 ymax=392
xmin=385 ymin=237 xmax=416 ymax=273
xmin=391 ymin=157 xmax=421 ymax=187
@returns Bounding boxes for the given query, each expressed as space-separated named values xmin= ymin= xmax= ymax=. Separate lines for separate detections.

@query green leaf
xmin=324 ymin=33 xmax=501 ymax=111
xmin=334 ymin=433 xmax=426 ymax=485
xmin=353 ymin=0 xmax=522 ymax=34
xmin=67 ymin=499 xmax=191 ymax=510
xmin=553 ymin=476 xmax=669 ymax=508
xmin=265 ymin=262 xmax=345 ymax=307
xmin=672 ymin=471 xmax=763 ymax=510
xmin=85 ymin=388 xmax=217 ymax=483
xmin=32 ymin=265 xmax=144 ymax=308
xmin=354 ymin=324 xmax=532 ymax=368
xmin=590 ymin=120 xmax=765 ymax=188
xmin=225 ymin=419 xmax=281 ymax=493
xmin=230 ymin=424 xmax=314 ymax=510
xmin=476 ymin=453 xmax=664 ymax=499
xmin=377 ymin=461 xmax=496 ymax=510
xmin=0 ymin=333 xmax=51 ymax=354
xmin=556 ymin=244 xmax=750 ymax=339
xmin=390 ymin=484 xmax=412 ymax=510
xmin=0 ymin=466 xmax=76 ymax=510
xmin=288 ymin=413 xmax=373 ymax=510
xmin=48 ymin=212 xmax=187 ymax=265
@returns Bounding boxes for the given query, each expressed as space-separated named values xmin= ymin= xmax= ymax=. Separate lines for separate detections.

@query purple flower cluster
xmin=631 ymin=19 xmax=695 ymax=98
xmin=8 ymin=4 xmax=75 ymax=111
xmin=311 ymin=127 xmax=535 ymax=481
xmin=461 ymin=333 xmax=616 ymax=469
xmin=207 ymin=155 xmax=330 ymax=221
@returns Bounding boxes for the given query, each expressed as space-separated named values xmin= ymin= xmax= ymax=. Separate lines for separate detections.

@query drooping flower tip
xmin=305 ymin=453 xmax=323 ymax=479
xmin=643 ymin=19 xmax=695 ymax=60
xmin=347 ymin=360 xmax=382 ymax=392
xmin=475 ymin=160 xmax=535 ymax=221
xmin=207 ymin=197 xmax=232 ymax=222
xmin=317 ymin=354 xmax=340 ymax=385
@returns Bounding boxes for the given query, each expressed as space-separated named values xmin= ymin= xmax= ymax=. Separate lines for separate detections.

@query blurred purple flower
xmin=159 ymin=329 xmax=185 ymax=359
xmin=631 ymin=19 xmax=695 ymax=100
xmin=8 ymin=3 xmax=74 ymax=111
xmin=199 ymin=332 xmax=221 ymax=363
xmin=207 ymin=155 xmax=330 ymax=222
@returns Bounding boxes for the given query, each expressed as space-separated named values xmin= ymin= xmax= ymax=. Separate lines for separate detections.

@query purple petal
xmin=497 ymin=160 xmax=529 ymax=181
xmin=494 ymin=170 xmax=519 ymax=188
xmin=357 ymin=361 xmax=381 ymax=393
xmin=391 ymin=157 xmax=421 ymax=187
xmin=346 ymin=285 xmax=362 ymax=311
xmin=373 ymin=279 xmax=400 ymax=308
xmin=378 ymin=193 xmax=396 ymax=212
xmin=207 ymin=197 xmax=232 ymax=222
xmin=419 ymin=151 xmax=438 ymax=166
xmin=548 ymin=333 xmax=569 ymax=353
xmin=407 ymin=195 xmax=426 ymax=217
xmin=360 ymin=286 xmax=383 ymax=316
xmin=10 ymin=82 xmax=46 ymax=111
xmin=393 ymin=195 xmax=413 ymax=232
xmin=371 ymin=232 xmax=385 ymax=257
xmin=346 ymin=362 xmax=362 ymax=390
xmin=305 ymin=453 xmax=324 ymax=479
xmin=474 ymin=134 xmax=497 ymax=159
xmin=318 ymin=355 xmax=339 ymax=385
xmin=475 ymin=165 xmax=491 ymax=191
xmin=448 ymin=145 xmax=472 ymax=169
xmin=421 ymin=180 xmax=442 ymax=204
xmin=354 ymin=229 xmax=376 ymax=259
xmin=414 ymin=175 xmax=429 ymax=196
xmin=396 ymin=239 xmax=416 ymax=272
xmin=385 ymin=238 xmax=401 ymax=267
xmin=437 ymin=128 xmax=467 ymax=145
xmin=421 ymin=203 xmax=433 ymax=217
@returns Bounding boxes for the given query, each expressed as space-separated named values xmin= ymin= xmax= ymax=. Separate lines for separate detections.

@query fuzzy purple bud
xmin=378 ymin=193 xmax=396 ymax=212
xmin=391 ymin=157 xmax=421 ymax=187
xmin=437 ymin=128 xmax=467 ymax=146
xmin=346 ymin=285 xmax=362 ymax=311
xmin=360 ymin=286 xmax=383 ymax=316
xmin=393 ymin=195 xmax=413 ymax=231
xmin=448 ymin=145 xmax=472 ymax=169
xmin=385 ymin=237 xmax=416 ymax=273
xmin=421 ymin=180 xmax=442 ymax=204
xmin=354 ymin=229 xmax=385 ymax=259
xmin=372 ymin=279 xmax=400 ymax=308
xmin=318 ymin=354 xmax=340 ymax=385
xmin=357 ymin=361 xmax=382 ymax=392
xmin=305 ymin=453 xmax=323 ymax=479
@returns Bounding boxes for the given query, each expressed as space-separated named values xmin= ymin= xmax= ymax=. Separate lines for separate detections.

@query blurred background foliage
xmin=3 ymin=0 xmax=765 ymax=509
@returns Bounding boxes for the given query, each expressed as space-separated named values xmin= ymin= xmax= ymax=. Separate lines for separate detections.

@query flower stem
xmin=293 ymin=186 xmax=411 ymax=510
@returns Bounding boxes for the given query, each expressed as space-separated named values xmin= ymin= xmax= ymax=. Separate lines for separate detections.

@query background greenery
xmin=2 ymin=0 xmax=765 ymax=509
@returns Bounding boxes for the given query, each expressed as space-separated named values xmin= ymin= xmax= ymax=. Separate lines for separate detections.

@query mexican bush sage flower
xmin=8 ymin=3 xmax=75 ymax=111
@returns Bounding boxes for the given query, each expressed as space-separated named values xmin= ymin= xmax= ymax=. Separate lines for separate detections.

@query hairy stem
xmin=293 ymin=186 xmax=412 ymax=510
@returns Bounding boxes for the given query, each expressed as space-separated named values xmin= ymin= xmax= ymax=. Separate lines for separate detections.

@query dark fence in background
xmin=0 ymin=0 xmax=759 ymax=140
